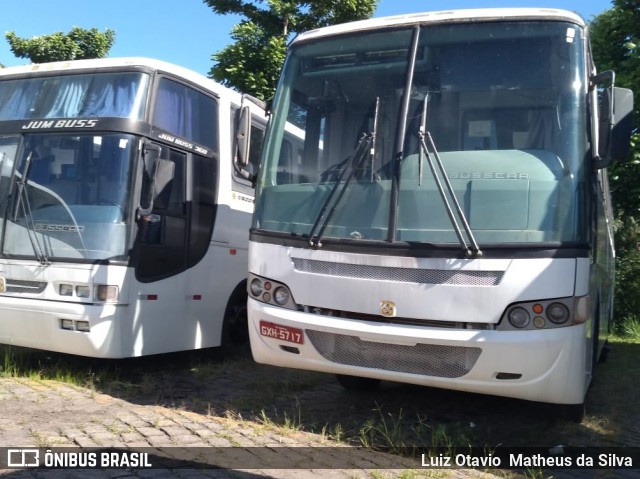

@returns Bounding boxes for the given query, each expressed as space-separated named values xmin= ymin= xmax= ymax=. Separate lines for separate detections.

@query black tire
xmin=558 ymin=403 xmax=586 ymax=423
xmin=220 ymin=285 xmax=250 ymax=358
xmin=336 ymin=374 xmax=381 ymax=392
xmin=598 ymin=343 xmax=610 ymax=363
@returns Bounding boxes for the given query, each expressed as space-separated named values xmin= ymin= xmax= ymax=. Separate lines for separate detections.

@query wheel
xmin=598 ymin=344 xmax=610 ymax=363
xmin=558 ymin=403 xmax=585 ymax=423
xmin=220 ymin=292 xmax=250 ymax=358
xmin=336 ymin=374 xmax=381 ymax=392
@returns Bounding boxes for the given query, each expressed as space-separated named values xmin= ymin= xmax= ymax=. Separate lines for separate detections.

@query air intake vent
xmin=5 ymin=279 xmax=47 ymax=294
xmin=292 ymin=258 xmax=503 ymax=286
xmin=306 ymin=330 xmax=481 ymax=378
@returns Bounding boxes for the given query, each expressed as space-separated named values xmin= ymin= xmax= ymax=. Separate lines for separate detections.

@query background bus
xmin=242 ymin=9 xmax=634 ymax=420
xmin=0 ymin=57 xmax=266 ymax=358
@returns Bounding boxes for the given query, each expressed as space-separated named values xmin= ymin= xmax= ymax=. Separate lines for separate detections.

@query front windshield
xmin=255 ymin=20 xmax=588 ymax=247
xmin=0 ymin=72 xmax=149 ymax=120
xmin=0 ymin=133 xmax=136 ymax=261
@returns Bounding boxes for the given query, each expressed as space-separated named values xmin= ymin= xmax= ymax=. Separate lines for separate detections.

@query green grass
xmin=613 ymin=315 xmax=640 ymax=339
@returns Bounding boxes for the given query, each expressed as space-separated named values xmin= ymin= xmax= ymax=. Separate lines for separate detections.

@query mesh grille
xmin=306 ymin=330 xmax=481 ymax=378
xmin=292 ymin=258 xmax=503 ymax=286
xmin=5 ymin=279 xmax=47 ymax=294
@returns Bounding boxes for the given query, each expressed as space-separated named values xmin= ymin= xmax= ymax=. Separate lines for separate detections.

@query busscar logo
xmin=7 ymin=449 xmax=39 ymax=467
xmin=33 ymin=223 xmax=85 ymax=233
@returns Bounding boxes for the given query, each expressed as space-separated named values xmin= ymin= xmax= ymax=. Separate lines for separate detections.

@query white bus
xmin=0 ymin=57 xmax=267 ymax=358
xmin=242 ymin=9 xmax=634 ymax=419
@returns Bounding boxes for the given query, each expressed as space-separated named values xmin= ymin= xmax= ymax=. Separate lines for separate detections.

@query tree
xmin=6 ymin=27 xmax=116 ymax=64
xmin=204 ymin=0 xmax=379 ymax=100
xmin=590 ymin=1 xmax=640 ymax=329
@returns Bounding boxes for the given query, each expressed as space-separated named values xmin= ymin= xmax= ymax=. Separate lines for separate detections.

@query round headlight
xmin=547 ymin=302 xmax=570 ymax=324
xmin=273 ymin=287 xmax=290 ymax=306
xmin=250 ymin=278 xmax=263 ymax=297
xmin=508 ymin=306 xmax=530 ymax=328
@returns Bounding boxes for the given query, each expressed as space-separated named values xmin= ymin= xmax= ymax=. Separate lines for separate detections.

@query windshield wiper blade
xmin=12 ymin=152 xmax=50 ymax=265
xmin=418 ymin=129 xmax=481 ymax=257
xmin=308 ymin=132 xmax=374 ymax=248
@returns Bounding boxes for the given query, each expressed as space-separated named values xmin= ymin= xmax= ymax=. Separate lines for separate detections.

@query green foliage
xmin=5 ymin=27 xmax=115 ymax=64
xmin=204 ymin=0 xmax=379 ymax=100
xmin=210 ymin=21 xmax=287 ymax=101
xmin=590 ymin=1 xmax=640 ymax=333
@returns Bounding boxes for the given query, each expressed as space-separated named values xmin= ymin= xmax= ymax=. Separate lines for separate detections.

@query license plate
xmin=259 ymin=320 xmax=304 ymax=344
xmin=0 ymin=276 xmax=5 ymax=294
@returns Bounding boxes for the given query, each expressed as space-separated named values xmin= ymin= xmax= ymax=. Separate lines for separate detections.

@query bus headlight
xmin=507 ymin=306 xmax=530 ymax=328
xmin=75 ymin=285 xmax=91 ymax=299
xmin=273 ymin=287 xmax=290 ymax=306
xmin=59 ymin=284 xmax=74 ymax=296
xmin=95 ymin=284 xmax=119 ymax=302
xmin=547 ymin=302 xmax=570 ymax=324
xmin=498 ymin=297 xmax=577 ymax=330
xmin=250 ymin=278 xmax=263 ymax=296
xmin=248 ymin=273 xmax=297 ymax=310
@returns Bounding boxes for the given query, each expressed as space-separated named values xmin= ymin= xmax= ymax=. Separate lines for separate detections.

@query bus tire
xmin=558 ymin=403 xmax=586 ymax=423
xmin=336 ymin=374 xmax=381 ymax=392
xmin=221 ymin=282 xmax=250 ymax=357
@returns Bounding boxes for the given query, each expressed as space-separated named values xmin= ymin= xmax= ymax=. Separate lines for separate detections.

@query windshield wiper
xmin=308 ymin=132 xmax=374 ymax=248
xmin=12 ymin=151 xmax=50 ymax=265
xmin=418 ymin=95 xmax=481 ymax=257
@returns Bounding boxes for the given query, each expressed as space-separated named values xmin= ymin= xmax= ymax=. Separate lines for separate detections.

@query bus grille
xmin=306 ymin=330 xmax=481 ymax=378
xmin=292 ymin=258 xmax=503 ymax=286
xmin=5 ymin=279 xmax=48 ymax=294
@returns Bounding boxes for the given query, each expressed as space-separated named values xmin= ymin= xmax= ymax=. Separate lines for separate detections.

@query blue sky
xmin=1 ymin=0 xmax=613 ymax=76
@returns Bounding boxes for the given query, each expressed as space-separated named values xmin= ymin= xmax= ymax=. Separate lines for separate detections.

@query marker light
xmin=533 ymin=316 xmax=546 ymax=328
xmin=508 ymin=307 xmax=530 ymax=328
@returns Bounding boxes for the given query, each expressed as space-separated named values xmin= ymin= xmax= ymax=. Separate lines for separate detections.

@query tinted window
xmin=153 ymin=78 xmax=218 ymax=150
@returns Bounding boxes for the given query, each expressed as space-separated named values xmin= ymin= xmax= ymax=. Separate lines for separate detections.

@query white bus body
xmin=245 ymin=9 xmax=633 ymax=416
xmin=0 ymin=58 xmax=266 ymax=358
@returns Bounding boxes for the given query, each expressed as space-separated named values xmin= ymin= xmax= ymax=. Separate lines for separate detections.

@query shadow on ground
xmin=2 ymin=337 xmax=638 ymax=453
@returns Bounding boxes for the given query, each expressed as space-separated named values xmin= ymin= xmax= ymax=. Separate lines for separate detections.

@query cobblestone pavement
xmin=0 ymin=339 xmax=638 ymax=479
xmin=0 ymin=375 xmax=497 ymax=479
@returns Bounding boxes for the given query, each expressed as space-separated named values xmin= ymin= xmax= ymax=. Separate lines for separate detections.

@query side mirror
xmin=593 ymin=73 xmax=635 ymax=168
xmin=138 ymin=144 xmax=175 ymax=217
xmin=235 ymin=106 xmax=252 ymax=170
xmin=603 ymin=87 xmax=634 ymax=161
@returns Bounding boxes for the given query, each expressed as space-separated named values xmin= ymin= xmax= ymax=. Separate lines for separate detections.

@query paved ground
xmin=0 ymin=340 xmax=638 ymax=479
xmin=0 ymin=375 xmax=495 ymax=479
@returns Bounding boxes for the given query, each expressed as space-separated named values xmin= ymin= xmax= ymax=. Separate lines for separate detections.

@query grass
xmin=613 ymin=315 xmax=640 ymax=338
xmin=1 ymin=345 xmax=102 ymax=387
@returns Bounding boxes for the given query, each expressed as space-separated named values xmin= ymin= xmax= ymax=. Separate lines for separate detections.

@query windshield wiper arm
xmin=418 ymin=130 xmax=481 ymax=257
xmin=12 ymin=151 xmax=50 ymax=265
xmin=308 ymin=133 xmax=374 ymax=248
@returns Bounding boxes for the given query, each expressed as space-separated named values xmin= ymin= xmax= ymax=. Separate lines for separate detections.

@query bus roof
xmin=0 ymin=57 xmax=239 ymax=102
xmin=293 ymin=8 xmax=586 ymax=44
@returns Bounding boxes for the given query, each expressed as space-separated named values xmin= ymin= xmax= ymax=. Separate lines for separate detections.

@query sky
xmin=0 ymin=0 xmax=614 ymax=77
